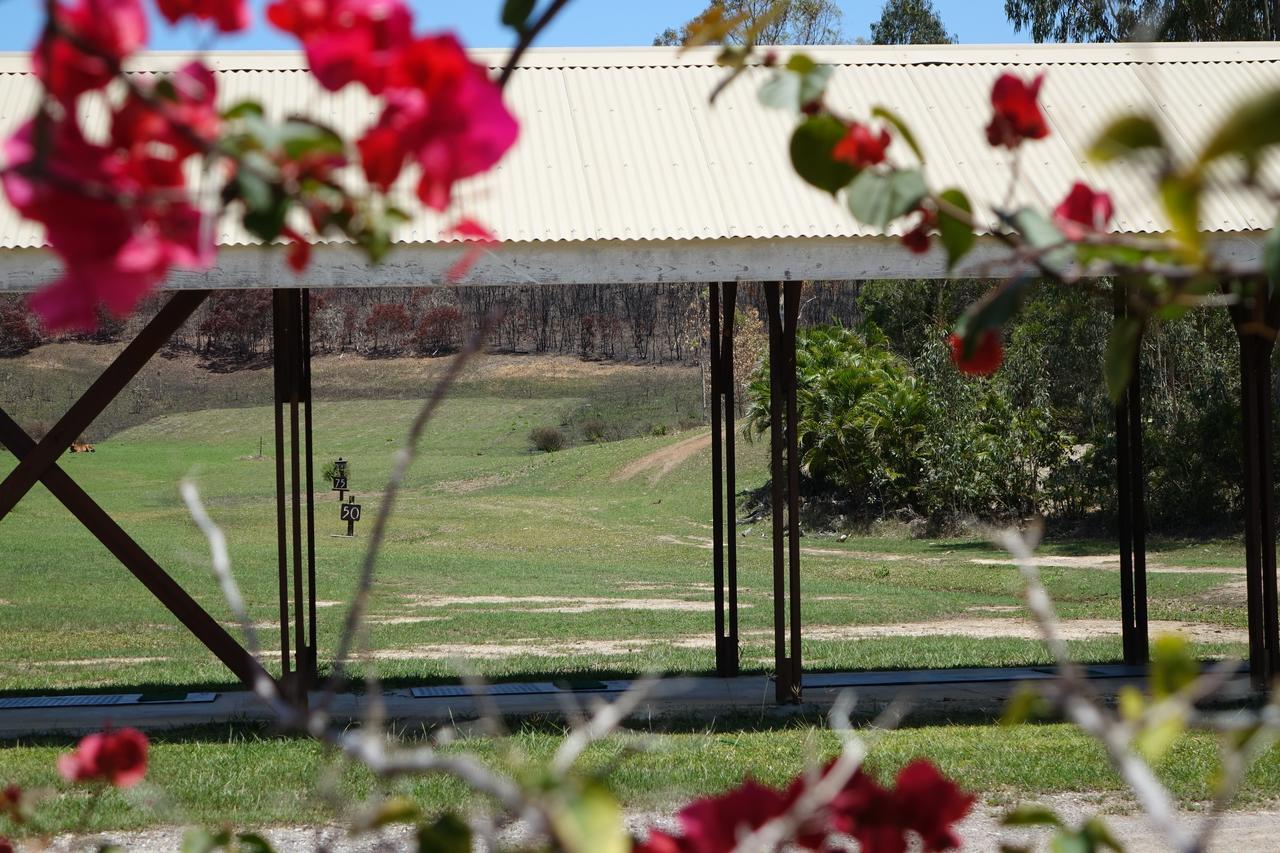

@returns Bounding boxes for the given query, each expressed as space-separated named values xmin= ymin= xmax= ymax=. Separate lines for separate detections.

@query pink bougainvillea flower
xmin=34 ymin=0 xmax=148 ymax=102
xmin=265 ymin=0 xmax=331 ymax=39
xmin=1 ymin=785 xmax=23 ymax=825
xmin=57 ymin=727 xmax=149 ymax=788
xmin=445 ymin=217 xmax=497 ymax=281
xmin=0 ymin=835 xmax=13 ymax=853
xmin=949 ymin=329 xmax=1003 ymax=376
xmin=359 ymin=35 xmax=518 ymax=211
xmin=357 ymin=123 xmax=407 ymax=191
xmin=673 ymin=778 xmax=788 ymax=852
xmin=832 ymin=122 xmax=891 ymax=170
xmin=112 ymin=61 xmax=219 ymax=160
xmin=632 ymin=830 xmax=690 ymax=853
xmin=985 ymin=72 xmax=1048 ymax=149
xmin=281 ymin=226 xmax=312 ymax=273
xmin=299 ymin=0 xmax=413 ymax=93
xmin=1052 ymin=181 xmax=1115 ymax=240
xmin=3 ymin=119 xmax=214 ymax=331
xmin=155 ymin=0 xmax=250 ymax=32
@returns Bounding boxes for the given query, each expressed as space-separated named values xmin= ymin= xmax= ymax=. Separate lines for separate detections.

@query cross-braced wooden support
xmin=272 ymin=289 xmax=319 ymax=702
xmin=765 ymin=281 xmax=802 ymax=703
xmin=709 ymin=282 xmax=740 ymax=677
xmin=1113 ymin=289 xmax=1149 ymax=667
xmin=0 ymin=291 xmax=276 ymax=692
xmin=1230 ymin=279 xmax=1280 ymax=689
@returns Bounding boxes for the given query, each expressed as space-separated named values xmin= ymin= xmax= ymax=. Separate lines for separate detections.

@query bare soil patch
xmin=403 ymin=594 xmax=723 ymax=614
xmin=613 ymin=431 xmax=711 ymax=485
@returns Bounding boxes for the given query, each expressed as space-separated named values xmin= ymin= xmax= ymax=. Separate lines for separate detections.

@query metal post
xmin=783 ymin=282 xmax=803 ymax=700
xmin=1113 ymin=288 xmax=1148 ymax=666
xmin=765 ymin=281 xmax=802 ymax=703
xmin=709 ymin=282 xmax=741 ymax=678
xmin=1230 ymin=279 xmax=1280 ymax=689
xmin=722 ymin=282 xmax=740 ymax=676
xmin=272 ymin=289 xmax=318 ymax=701
xmin=709 ymin=283 xmax=728 ymax=676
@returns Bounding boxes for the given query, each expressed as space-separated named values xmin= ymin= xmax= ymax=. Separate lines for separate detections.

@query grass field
xmin=0 ymin=345 xmax=1252 ymax=695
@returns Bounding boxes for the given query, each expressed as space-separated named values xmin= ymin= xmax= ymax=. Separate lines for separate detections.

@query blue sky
xmin=0 ymin=1 xmax=1025 ymax=52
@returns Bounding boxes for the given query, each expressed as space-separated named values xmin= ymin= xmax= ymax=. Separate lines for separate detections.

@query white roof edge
xmin=0 ymin=41 xmax=1278 ymax=74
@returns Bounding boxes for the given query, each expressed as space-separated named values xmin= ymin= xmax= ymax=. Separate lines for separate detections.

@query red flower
xmin=1 ymin=785 xmax=23 ymax=824
xmin=832 ymin=122 xmax=891 ymax=170
xmin=0 ymin=835 xmax=13 ymax=853
xmin=2 ymin=118 xmax=213 ymax=331
xmin=633 ymin=830 xmax=690 ymax=853
xmin=34 ymin=0 xmax=147 ymax=103
xmin=57 ymin=727 xmax=149 ymax=788
xmin=985 ymin=72 xmax=1048 ymax=149
xmin=1052 ymin=181 xmax=1114 ymax=240
xmin=155 ymin=0 xmax=249 ymax=32
xmin=674 ymin=779 xmax=788 ymax=852
xmin=901 ymin=208 xmax=935 ymax=255
xmin=891 ymin=760 xmax=975 ymax=851
xmin=269 ymin=0 xmax=413 ymax=94
xmin=360 ymin=35 xmax=519 ymax=211
xmin=112 ymin=62 xmax=219 ymax=161
xmin=948 ymin=330 xmax=1003 ymax=376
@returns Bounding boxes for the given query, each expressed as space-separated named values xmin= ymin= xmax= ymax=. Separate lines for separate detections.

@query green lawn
xmin=1 ymin=721 xmax=1279 ymax=837
xmin=0 ymin=348 xmax=1251 ymax=695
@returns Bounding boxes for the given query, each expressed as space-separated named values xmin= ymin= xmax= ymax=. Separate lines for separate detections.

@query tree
xmin=870 ymin=0 xmax=956 ymax=45
xmin=654 ymin=0 xmax=844 ymax=46
xmin=1004 ymin=0 xmax=1279 ymax=42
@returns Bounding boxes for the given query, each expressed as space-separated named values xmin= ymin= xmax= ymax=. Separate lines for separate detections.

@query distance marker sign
xmin=339 ymin=497 xmax=362 ymax=537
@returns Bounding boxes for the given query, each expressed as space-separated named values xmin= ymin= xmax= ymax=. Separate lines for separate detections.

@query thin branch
xmin=497 ymin=0 xmax=574 ymax=89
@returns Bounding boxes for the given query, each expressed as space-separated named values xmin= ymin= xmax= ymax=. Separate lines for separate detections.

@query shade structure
xmin=0 ymin=41 xmax=1277 ymax=290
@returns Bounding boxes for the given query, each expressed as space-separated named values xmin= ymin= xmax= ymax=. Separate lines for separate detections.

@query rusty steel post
xmin=272 ymin=291 xmax=293 ymax=685
xmin=722 ymin=281 xmax=740 ymax=676
xmin=783 ymin=282 xmax=802 ymax=701
xmin=1230 ymin=279 xmax=1280 ymax=689
xmin=303 ymin=290 xmax=318 ymax=681
xmin=765 ymin=281 xmax=802 ymax=703
xmin=709 ymin=282 xmax=741 ymax=678
xmin=709 ymin=283 xmax=728 ymax=675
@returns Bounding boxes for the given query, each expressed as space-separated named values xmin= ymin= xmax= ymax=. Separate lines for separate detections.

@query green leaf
xmin=279 ymin=118 xmax=345 ymax=161
xmin=1159 ymin=173 xmax=1203 ymax=256
xmin=957 ymin=275 xmax=1031 ymax=344
xmin=871 ymin=105 xmax=924 ymax=163
xmin=1135 ymin=711 xmax=1187 ymax=764
xmin=785 ymin=54 xmax=815 ymax=74
xmin=1264 ymin=219 xmax=1280 ymax=288
xmin=1150 ymin=633 xmax=1200 ymax=698
xmin=235 ymin=833 xmax=275 ymax=853
xmin=1001 ymin=683 xmax=1048 ymax=725
xmin=1002 ymin=207 xmax=1073 ymax=273
xmin=355 ymin=796 xmax=423 ymax=832
xmin=1198 ymin=88 xmax=1280 ymax=167
xmin=182 ymin=828 xmax=229 ymax=853
xmin=938 ymin=187 xmax=975 ymax=270
xmin=1049 ymin=830 xmax=1091 ymax=853
xmin=417 ymin=814 xmax=471 ymax=853
xmin=1081 ymin=817 xmax=1124 ymax=851
xmin=1117 ymin=685 xmax=1145 ymax=722
xmin=551 ymin=782 xmax=628 ymax=853
xmin=222 ymin=100 xmax=265 ymax=121
xmin=758 ymin=70 xmax=801 ymax=109
xmin=790 ymin=115 xmax=857 ymax=195
xmin=501 ymin=0 xmax=536 ymax=31
xmin=846 ymin=168 xmax=927 ymax=228
xmin=1089 ymin=115 xmax=1165 ymax=162
xmin=1002 ymin=804 xmax=1063 ymax=828
xmin=1104 ymin=317 xmax=1142 ymax=403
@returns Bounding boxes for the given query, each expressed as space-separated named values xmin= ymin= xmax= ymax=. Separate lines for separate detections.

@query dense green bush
xmin=747 ymin=282 xmax=1256 ymax=533
xmin=529 ymin=425 xmax=567 ymax=453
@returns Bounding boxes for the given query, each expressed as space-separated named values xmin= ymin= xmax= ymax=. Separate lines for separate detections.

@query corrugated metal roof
xmin=0 ymin=42 xmax=1277 ymax=250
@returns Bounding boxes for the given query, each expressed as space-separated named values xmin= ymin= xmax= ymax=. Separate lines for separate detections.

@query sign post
xmin=332 ymin=457 xmax=349 ymax=501
xmin=339 ymin=495 xmax=362 ymax=537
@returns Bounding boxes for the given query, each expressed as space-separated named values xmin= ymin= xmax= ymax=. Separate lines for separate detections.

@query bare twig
xmin=497 ymin=0 xmax=574 ymax=89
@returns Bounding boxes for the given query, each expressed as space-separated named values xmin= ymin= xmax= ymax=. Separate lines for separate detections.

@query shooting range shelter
xmin=2 ymin=42 xmax=1279 ymax=704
